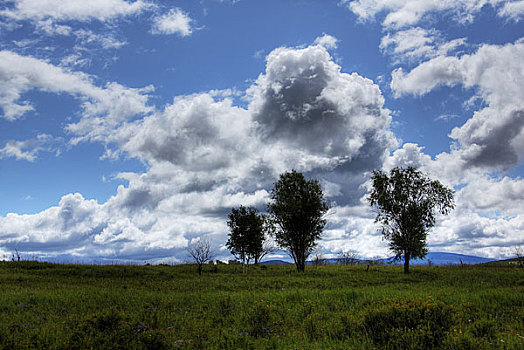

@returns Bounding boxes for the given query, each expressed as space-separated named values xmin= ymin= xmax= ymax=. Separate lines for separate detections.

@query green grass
xmin=0 ymin=261 xmax=523 ymax=349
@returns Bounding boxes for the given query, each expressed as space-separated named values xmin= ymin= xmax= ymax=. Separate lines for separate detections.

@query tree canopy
xmin=369 ymin=166 xmax=454 ymax=273
xmin=268 ymin=170 xmax=328 ymax=272
xmin=226 ymin=206 xmax=268 ymax=272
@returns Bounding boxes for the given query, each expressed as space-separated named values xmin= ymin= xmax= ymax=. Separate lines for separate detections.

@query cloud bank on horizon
xmin=0 ymin=0 xmax=523 ymax=263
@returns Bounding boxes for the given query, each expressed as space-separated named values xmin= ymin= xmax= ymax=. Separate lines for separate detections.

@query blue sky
xmin=1 ymin=0 xmax=523 ymax=263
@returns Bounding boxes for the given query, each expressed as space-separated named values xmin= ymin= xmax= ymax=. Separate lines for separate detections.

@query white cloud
xmin=0 ymin=0 xmax=149 ymax=22
xmin=73 ymin=29 xmax=127 ymax=50
xmin=345 ymin=0 xmax=505 ymax=29
xmin=457 ymin=174 xmax=524 ymax=216
xmin=0 ymin=41 xmax=400 ymax=261
xmin=0 ymin=134 xmax=61 ymax=161
xmin=35 ymin=19 xmax=72 ymax=36
xmin=380 ymin=27 xmax=466 ymax=63
xmin=314 ymin=34 xmax=338 ymax=50
xmin=380 ymin=27 xmax=436 ymax=59
xmin=498 ymin=0 xmax=524 ymax=21
xmin=391 ymin=40 xmax=524 ymax=170
xmin=383 ymin=142 xmax=432 ymax=171
xmin=151 ymin=8 xmax=193 ymax=36
xmin=432 ymin=208 xmax=524 ymax=258
xmin=60 ymin=54 xmax=90 ymax=68
xmin=0 ymin=51 xmax=153 ymax=143
xmin=248 ymin=44 xmax=396 ymax=174
xmin=1 ymin=37 xmax=521 ymax=262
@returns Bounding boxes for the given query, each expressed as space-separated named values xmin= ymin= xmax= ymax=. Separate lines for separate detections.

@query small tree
xmin=187 ymin=237 xmax=214 ymax=276
xmin=369 ymin=167 xmax=454 ymax=274
xmin=268 ymin=170 xmax=328 ymax=272
xmin=226 ymin=206 xmax=265 ymax=273
xmin=312 ymin=251 xmax=324 ymax=268
xmin=12 ymin=248 xmax=21 ymax=262
xmin=339 ymin=251 xmax=359 ymax=266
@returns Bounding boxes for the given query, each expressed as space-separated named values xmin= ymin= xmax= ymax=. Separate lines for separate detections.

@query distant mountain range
xmin=263 ymin=259 xmax=293 ymax=265
xmin=381 ymin=252 xmax=496 ymax=266
xmin=262 ymin=252 xmax=497 ymax=266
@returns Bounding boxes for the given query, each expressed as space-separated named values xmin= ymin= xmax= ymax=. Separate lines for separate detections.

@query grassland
xmin=0 ymin=261 xmax=522 ymax=349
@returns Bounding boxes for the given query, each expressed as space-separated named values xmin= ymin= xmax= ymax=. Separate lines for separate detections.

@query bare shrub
xmin=187 ymin=237 xmax=214 ymax=275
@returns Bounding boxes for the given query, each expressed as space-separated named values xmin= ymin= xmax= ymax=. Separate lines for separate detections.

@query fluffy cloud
xmin=380 ymin=27 xmax=466 ymax=63
xmin=114 ymin=43 xmax=396 ymax=202
xmin=345 ymin=0 xmax=505 ymax=29
xmin=0 ymin=134 xmax=62 ymax=161
xmin=248 ymin=45 xmax=395 ymax=172
xmin=151 ymin=8 xmax=193 ymax=36
xmin=0 ymin=0 xmax=149 ymax=23
xmin=0 ymin=193 xmax=105 ymax=254
xmin=456 ymin=174 xmax=524 ymax=216
xmin=118 ymin=94 xmax=252 ymax=172
xmin=0 ymin=50 xmax=153 ymax=138
xmin=391 ymin=40 xmax=524 ymax=170
xmin=432 ymin=208 xmax=524 ymax=258
xmin=498 ymin=0 xmax=524 ymax=21
xmin=35 ymin=19 xmax=72 ymax=36
xmin=314 ymin=34 xmax=339 ymax=50
xmin=2 ymin=36 xmax=520 ymax=262
xmin=0 ymin=42 xmax=398 ymax=261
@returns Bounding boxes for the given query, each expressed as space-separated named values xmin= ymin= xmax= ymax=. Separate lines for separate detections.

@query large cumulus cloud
xmin=247 ymin=45 xmax=396 ymax=205
xmin=0 ymin=41 xmax=398 ymax=262
xmin=249 ymin=45 xmax=394 ymax=163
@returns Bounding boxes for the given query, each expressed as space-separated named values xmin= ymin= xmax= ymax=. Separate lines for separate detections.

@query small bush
xmin=470 ymin=318 xmax=496 ymax=339
xmin=363 ymin=297 xmax=453 ymax=349
xmin=245 ymin=297 xmax=274 ymax=338
xmin=138 ymin=330 xmax=170 ymax=350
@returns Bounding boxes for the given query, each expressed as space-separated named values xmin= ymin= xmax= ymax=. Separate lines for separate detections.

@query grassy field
xmin=0 ymin=261 xmax=522 ymax=349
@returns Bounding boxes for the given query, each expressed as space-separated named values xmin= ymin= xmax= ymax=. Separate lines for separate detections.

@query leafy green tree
xmin=369 ymin=167 xmax=454 ymax=274
xmin=268 ymin=170 xmax=328 ymax=272
xmin=226 ymin=206 xmax=266 ymax=272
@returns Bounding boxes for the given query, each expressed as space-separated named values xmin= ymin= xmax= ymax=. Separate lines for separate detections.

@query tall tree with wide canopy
xmin=369 ymin=167 xmax=454 ymax=274
xmin=268 ymin=170 xmax=328 ymax=272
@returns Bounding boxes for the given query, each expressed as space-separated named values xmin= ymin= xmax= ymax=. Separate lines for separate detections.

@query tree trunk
xmin=404 ymin=251 xmax=410 ymax=274
xmin=198 ymin=264 xmax=203 ymax=276
xmin=296 ymin=256 xmax=305 ymax=272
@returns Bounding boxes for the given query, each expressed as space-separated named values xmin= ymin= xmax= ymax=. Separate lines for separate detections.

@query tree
xmin=339 ymin=251 xmax=359 ymax=266
xmin=255 ymin=215 xmax=277 ymax=264
xmin=369 ymin=167 xmax=454 ymax=274
xmin=187 ymin=237 xmax=214 ymax=276
xmin=268 ymin=170 xmax=328 ymax=272
xmin=255 ymin=232 xmax=276 ymax=264
xmin=312 ymin=251 xmax=325 ymax=268
xmin=513 ymin=246 xmax=524 ymax=268
xmin=226 ymin=206 xmax=265 ymax=273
